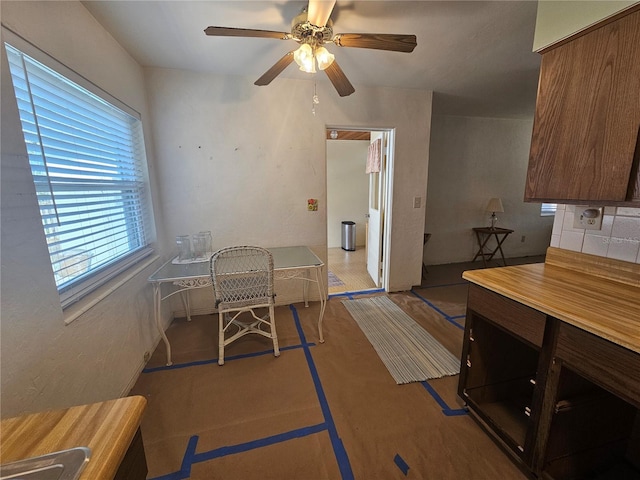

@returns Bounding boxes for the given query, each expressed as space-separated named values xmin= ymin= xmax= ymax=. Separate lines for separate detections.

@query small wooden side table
xmin=472 ymin=227 xmax=514 ymax=267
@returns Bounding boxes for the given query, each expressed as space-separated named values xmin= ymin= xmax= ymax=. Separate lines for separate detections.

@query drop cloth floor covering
xmin=131 ymin=285 xmax=527 ymax=480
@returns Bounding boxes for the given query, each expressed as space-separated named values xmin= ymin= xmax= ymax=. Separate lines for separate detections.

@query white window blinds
xmin=541 ymin=203 xmax=557 ymax=216
xmin=5 ymin=42 xmax=153 ymax=307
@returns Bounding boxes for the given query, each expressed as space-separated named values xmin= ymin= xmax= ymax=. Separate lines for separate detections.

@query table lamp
xmin=486 ymin=197 xmax=504 ymax=229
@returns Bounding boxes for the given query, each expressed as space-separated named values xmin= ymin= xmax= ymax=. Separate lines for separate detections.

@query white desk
xmin=148 ymin=246 xmax=326 ymax=365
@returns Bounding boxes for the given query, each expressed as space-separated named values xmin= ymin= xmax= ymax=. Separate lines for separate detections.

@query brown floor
xmin=132 ymin=256 xmax=545 ymax=479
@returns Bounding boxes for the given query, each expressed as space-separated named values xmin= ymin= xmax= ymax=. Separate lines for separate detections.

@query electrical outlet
xmin=573 ymin=206 xmax=603 ymax=230
xmin=413 ymin=196 xmax=421 ymax=208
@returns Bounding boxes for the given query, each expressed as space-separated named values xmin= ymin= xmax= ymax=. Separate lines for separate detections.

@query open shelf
xmin=463 ymin=313 xmax=539 ymax=457
xmin=542 ymin=367 xmax=640 ymax=480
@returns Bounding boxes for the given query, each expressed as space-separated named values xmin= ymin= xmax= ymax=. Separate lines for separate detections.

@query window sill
xmin=63 ymin=254 xmax=160 ymax=325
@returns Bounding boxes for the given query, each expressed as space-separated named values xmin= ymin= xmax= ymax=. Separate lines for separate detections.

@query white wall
xmin=327 ymin=140 xmax=369 ymax=249
xmin=425 ymin=115 xmax=553 ymax=265
xmin=0 ymin=1 xmax=162 ymax=417
xmin=533 ymin=1 xmax=638 ymax=51
xmin=145 ymin=67 xmax=432 ymax=296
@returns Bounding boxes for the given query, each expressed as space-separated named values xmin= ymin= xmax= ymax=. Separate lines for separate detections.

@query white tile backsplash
xmin=611 ymin=215 xmax=640 ymax=240
xmin=552 ymin=209 xmax=565 ymax=235
xmin=582 ymin=234 xmax=610 ymax=257
xmin=617 ymin=207 xmax=640 ymax=217
xmin=607 ymin=237 xmax=640 ymax=263
xmin=552 ymin=204 xmax=640 ymax=264
xmin=559 ymin=230 xmax=585 ymax=251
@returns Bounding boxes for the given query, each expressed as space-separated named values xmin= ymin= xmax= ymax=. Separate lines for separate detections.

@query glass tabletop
xmin=148 ymin=246 xmax=323 ymax=282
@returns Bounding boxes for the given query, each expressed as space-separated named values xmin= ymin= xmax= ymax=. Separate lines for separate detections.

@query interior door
xmin=366 ymin=132 xmax=385 ymax=286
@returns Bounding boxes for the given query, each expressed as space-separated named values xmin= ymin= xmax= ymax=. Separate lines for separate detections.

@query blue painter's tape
xmin=329 ymin=288 xmax=385 ymax=300
xmin=180 ymin=435 xmax=198 ymax=478
xmin=410 ymin=290 xmax=465 ymax=330
xmin=290 ymin=305 xmax=355 ymax=480
xmin=194 ymin=424 xmax=326 ymax=462
xmin=421 ymin=381 xmax=468 ymax=417
xmin=142 ymin=343 xmax=311 ymax=373
xmin=394 ymin=454 xmax=410 ymax=476
xmin=150 ymin=302 xmax=355 ymax=480
xmin=148 ymin=435 xmax=199 ymax=480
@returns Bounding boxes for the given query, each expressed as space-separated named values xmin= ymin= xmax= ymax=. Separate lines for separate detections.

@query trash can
xmin=341 ymin=221 xmax=356 ymax=251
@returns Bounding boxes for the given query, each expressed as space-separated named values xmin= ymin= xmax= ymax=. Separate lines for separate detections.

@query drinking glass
xmin=199 ymin=231 xmax=212 ymax=255
xmin=192 ymin=233 xmax=207 ymax=259
xmin=176 ymin=235 xmax=192 ymax=261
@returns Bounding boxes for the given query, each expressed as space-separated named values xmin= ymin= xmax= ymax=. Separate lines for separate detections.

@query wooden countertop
xmin=0 ymin=395 xmax=146 ymax=480
xmin=463 ymin=248 xmax=640 ymax=354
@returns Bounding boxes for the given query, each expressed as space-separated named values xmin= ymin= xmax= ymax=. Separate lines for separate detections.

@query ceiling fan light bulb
xmin=293 ymin=43 xmax=312 ymax=66
xmin=294 ymin=43 xmax=315 ymax=72
xmin=315 ymin=46 xmax=335 ymax=70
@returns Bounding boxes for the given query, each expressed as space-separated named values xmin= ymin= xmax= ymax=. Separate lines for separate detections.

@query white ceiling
xmin=81 ymin=0 xmax=541 ymax=118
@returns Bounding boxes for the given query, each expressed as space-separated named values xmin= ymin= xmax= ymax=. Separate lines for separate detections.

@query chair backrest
xmin=209 ymin=246 xmax=275 ymax=310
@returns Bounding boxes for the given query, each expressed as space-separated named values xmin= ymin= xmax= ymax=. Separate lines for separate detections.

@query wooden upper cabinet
xmin=525 ymin=7 xmax=640 ymax=203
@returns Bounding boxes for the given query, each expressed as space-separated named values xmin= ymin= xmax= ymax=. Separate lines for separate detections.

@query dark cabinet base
xmin=459 ymin=285 xmax=640 ymax=480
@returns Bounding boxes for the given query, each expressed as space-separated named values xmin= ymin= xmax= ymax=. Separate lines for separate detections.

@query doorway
xmin=325 ymin=127 xmax=393 ymax=294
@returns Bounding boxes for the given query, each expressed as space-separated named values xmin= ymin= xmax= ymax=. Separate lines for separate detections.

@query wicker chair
xmin=209 ymin=246 xmax=280 ymax=365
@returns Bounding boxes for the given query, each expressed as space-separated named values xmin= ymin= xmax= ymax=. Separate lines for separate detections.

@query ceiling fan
xmin=204 ymin=0 xmax=417 ymax=97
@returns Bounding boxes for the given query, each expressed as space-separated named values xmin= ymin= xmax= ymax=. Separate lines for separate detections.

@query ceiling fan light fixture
xmin=294 ymin=43 xmax=316 ymax=73
xmin=315 ymin=46 xmax=335 ymax=70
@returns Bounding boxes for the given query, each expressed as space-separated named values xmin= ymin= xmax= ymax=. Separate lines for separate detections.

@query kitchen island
xmin=459 ymin=247 xmax=639 ymax=479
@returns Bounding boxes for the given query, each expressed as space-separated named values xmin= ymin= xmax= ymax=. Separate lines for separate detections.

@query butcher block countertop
xmin=463 ymin=247 xmax=640 ymax=354
xmin=0 ymin=395 xmax=146 ymax=479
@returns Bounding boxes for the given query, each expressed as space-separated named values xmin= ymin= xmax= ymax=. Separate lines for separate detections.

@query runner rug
xmin=342 ymin=296 xmax=460 ymax=384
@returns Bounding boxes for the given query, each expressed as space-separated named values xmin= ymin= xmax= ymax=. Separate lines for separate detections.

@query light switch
xmin=413 ymin=196 xmax=421 ymax=209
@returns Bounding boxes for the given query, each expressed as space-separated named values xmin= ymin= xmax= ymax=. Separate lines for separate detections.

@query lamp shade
xmin=486 ymin=197 xmax=504 ymax=213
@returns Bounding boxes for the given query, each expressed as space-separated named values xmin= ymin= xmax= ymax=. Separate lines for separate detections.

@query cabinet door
xmin=525 ymin=7 xmax=640 ymax=203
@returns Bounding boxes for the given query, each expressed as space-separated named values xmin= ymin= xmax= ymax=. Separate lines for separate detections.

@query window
xmin=541 ymin=203 xmax=557 ymax=216
xmin=5 ymin=41 xmax=153 ymax=308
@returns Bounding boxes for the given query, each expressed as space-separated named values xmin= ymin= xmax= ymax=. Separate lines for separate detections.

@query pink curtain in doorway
xmin=366 ymin=139 xmax=381 ymax=174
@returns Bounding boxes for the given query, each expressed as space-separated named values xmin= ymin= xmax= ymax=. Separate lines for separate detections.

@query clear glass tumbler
xmin=192 ymin=233 xmax=206 ymax=259
xmin=176 ymin=235 xmax=192 ymax=261
xmin=199 ymin=231 xmax=212 ymax=255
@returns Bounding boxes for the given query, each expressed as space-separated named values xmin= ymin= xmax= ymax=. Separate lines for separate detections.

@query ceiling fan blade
xmin=333 ymin=33 xmax=417 ymax=53
xmin=323 ymin=61 xmax=355 ymax=97
xmin=307 ymin=0 xmax=336 ymax=27
xmin=204 ymin=26 xmax=290 ymax=40
xmin=254 ymin=51 xmax=296 ymax=86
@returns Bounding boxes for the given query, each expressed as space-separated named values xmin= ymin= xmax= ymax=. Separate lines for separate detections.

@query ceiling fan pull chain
xmin=312 ymin=81 xmax=320 ymax=115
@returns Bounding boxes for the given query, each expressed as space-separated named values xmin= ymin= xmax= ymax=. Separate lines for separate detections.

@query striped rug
xmin=342 ymin=296 xmax=460 ymax=384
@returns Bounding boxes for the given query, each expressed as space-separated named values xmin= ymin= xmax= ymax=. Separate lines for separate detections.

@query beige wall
xmin=533 ymin=1 xmax=638 ymax=51
xmin=425 ymin=115 xmax=553 ymax=265
xmin=145 ymin=67 xmax=432 ymax=297
xmin=1 ymin=0 xmax=162 ymax=416
xmin=1 ymin=0 xmax=432 ymax=415
xmin=327 ymin=140 xmax=370 ymax=249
